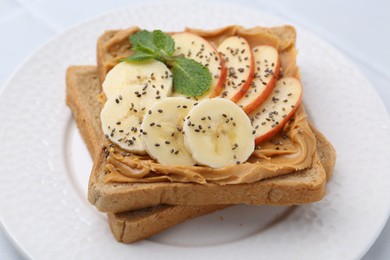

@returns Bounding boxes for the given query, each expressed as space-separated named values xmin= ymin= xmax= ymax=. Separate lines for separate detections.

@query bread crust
xmin=66 ymin=66 xmax=103 ymax=157
xmin=108 ymin=204 xmax=226 ymax=243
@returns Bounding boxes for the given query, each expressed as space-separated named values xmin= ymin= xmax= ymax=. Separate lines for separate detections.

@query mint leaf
xmin=129 ymin=30 xmax=175 ymax=61
xmin=152 ymin=30 xmax=175 ymax=56
xmin=124 ymin=51 xmax=155 ymax=62
xmin=127 ymin=30 xmax=212 ymax=97
xmin=130 ymin=30 xmax=157 ymax=55
xmin=173 ymin=57 xmax=212 ymax=96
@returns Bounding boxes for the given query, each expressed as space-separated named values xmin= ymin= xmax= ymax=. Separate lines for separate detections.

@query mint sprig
xmin=173 ymin=57 xmax=211 ymax=96
xmin=124 ymin=30 xmax=212 ymax=97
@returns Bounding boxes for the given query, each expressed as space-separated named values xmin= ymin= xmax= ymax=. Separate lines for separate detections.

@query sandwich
xmin=66 ymin=66 xmax=335 ymax=243
xmin=66 ymin=25 xmax=336 ymax=242
xmin=90 ymin=25 xmax=332 ymax=212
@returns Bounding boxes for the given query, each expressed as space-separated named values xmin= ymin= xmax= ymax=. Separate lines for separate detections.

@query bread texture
xmin=310 ymin=127 xmax=336 ymax=180
xmin=66 ymin=66 xmax=103 ymax=158
xmin=66 ymin=65 xmax=335 ymax=242
xmin=108 ymin=204 xmax=227 ymax=243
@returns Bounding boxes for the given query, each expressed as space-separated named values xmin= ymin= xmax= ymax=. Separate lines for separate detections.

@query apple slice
xmin=249 ymin=77 xmax=303 ymax=144
xmin=172 ymin=32 xmax=227 ymax=99
xmin=217 ymin=36 xmax=255 ymax=103
xmin=237 ymin=46 xmax=280 ymax=114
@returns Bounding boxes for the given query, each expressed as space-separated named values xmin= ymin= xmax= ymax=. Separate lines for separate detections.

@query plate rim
xmin=0 ymin=1 xmax=389 ymax=259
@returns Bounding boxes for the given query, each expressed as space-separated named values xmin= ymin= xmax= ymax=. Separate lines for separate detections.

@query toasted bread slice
xmin=66 ymin=66 xmax=335 ymax=243
xmin=86 ymin=26 xmax=330 ymax=213
xmin=66 ymin=66 xmax=103 ymax=157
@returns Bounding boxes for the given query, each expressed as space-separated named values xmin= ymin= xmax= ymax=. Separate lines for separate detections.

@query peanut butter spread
xmin=100 ymin=25 xmax=317 ymax=185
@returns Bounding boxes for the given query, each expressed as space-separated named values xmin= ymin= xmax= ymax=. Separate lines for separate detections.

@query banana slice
xmin=102 ymin=61 xmax=173 ymax=98
xmin=101 ymin=84 xmax=165 ymax=154
xmin=183 ymin=98 xmax=255 ymax=168
xmin=140 ymin=97 xmax=196 ymax=166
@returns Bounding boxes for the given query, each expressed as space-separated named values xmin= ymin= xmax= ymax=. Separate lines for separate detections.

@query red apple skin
xmin=243 ymin=58 xmax=280 ymax=115
xmin=230 ymin=49 xmax=255 ymax=103
xmin=253 ymin=80 xmax=302 ymax=145
xmin=217 ymin=37 xmax=255 ymax=103
xmin=209 ymin=56 xmax=227 ymax=98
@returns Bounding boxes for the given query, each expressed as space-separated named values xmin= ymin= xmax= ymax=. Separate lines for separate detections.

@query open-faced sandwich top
xmin=96 ymin=25 xmax=317 ymax=185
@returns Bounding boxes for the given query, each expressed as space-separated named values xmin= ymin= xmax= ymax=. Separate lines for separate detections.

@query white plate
xmin=1 ymin=2 xmax=390 ymax=259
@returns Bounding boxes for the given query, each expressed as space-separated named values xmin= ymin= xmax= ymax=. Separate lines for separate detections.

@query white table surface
xmin=0 ymin=0 xmax=389 ymax=259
